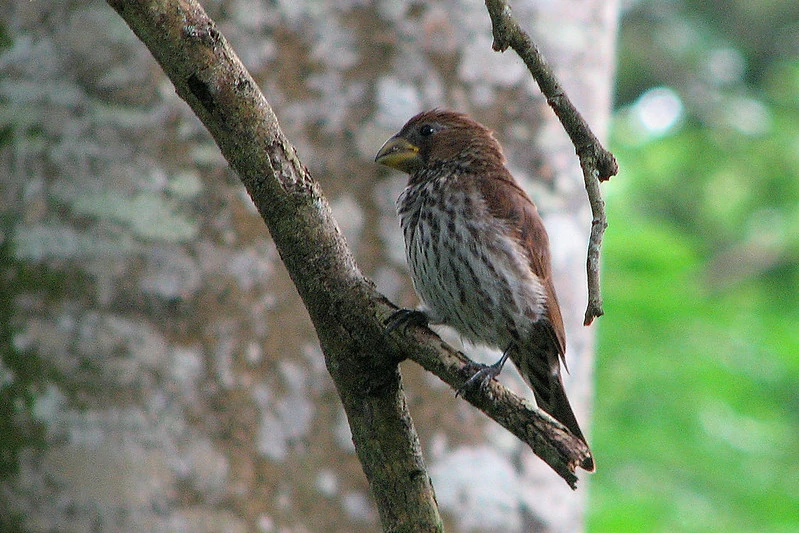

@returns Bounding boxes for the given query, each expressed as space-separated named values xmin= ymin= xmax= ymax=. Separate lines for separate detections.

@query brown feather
xmin=476 ymin=165 xmax=567 ymax=360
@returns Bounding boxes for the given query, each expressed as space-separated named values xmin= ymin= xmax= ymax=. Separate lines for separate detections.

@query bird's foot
xmin=456 ymin=359 xmax=504 ymax=397
xmin=384 ymin=308 xmax=429 ymax=334
xmin=455 ymin=349 xmax=511 ymax=397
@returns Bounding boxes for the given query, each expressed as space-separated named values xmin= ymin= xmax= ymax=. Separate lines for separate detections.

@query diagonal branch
xmin=484 ymin=0 xmax=617 ymax=325
xmin=393 ymin=323 xmax=594 ymax=486
xmin=106 ymin=0 xmax=591 ymax=508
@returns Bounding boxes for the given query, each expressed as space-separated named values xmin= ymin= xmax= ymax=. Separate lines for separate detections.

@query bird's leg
xmin=384 ymin=308 xmax=429 ymax=334
xmin=456 ymin=344 xmax=513 ymax=397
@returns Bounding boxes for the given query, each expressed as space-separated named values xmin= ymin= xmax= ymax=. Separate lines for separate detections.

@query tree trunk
xmin=0 ymin=0 xmax=617 ymax=531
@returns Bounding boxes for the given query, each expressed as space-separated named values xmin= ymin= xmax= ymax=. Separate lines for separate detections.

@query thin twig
xmin=582 ymin=163 xmax=608 ymax=325
xmin=484 ymin=0 xmax=617 ymax=324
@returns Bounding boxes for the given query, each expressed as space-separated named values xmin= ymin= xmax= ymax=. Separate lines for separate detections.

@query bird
xmin=375 ymin=109 xmax=593 ymax=470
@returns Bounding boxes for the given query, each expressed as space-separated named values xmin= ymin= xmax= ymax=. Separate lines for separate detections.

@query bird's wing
xmin=476 ymin=169 xmax=567 ymax=359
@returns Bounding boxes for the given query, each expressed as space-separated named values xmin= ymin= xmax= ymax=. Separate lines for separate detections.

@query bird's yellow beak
xmin=375 ymin=136 xmax=421 ymax=173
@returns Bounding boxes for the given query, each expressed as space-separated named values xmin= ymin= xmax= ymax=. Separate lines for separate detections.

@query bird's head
xmin=375 ymin=109 xmax=505 ymax=174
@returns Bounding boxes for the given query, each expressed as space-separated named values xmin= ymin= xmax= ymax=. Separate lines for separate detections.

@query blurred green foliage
xmin=589 ymin=1 xmax=799 ymax=531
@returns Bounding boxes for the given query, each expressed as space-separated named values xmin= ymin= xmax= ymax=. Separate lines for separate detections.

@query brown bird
xmin=375 ymin=109 xmax=593 ymax=470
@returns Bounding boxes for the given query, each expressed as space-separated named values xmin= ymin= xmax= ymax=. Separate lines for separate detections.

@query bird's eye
xmin=419 ymin=124 xmax=436 ymax=136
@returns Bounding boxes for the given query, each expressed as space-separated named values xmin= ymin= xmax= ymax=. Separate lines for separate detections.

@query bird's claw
xmin=384 ymin=308 xmax=429 ymax=334
xmin=455 ymin=360 xmax=503 ymax=397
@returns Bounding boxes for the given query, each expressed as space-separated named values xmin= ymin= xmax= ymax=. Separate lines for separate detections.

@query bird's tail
xmin=513 ymin=341 xmax=594 ymax=471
